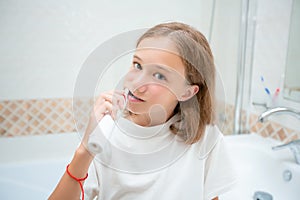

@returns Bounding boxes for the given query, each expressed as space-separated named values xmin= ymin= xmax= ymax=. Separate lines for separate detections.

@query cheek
xmin=149 ymin=85 xmax=177 ymax=101
xmin=150 ymin=82 xmax=187 ymax=102
xmin=123 ymin=72 xmax=137 ymax=88
xmin=123 ymin=70 xmax=136 ymax=83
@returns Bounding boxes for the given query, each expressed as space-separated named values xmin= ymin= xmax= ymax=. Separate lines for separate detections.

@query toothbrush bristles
xmin=123 ymin=88 xmax=129 ymax=110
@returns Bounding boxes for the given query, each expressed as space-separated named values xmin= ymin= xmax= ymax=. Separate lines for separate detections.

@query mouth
xmin=128 ymin=90 xmax=145 ymax=102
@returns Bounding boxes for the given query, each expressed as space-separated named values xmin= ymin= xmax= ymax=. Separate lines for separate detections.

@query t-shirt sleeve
xmin=84 ymin=161 xmax=100 ymax=200
xmin=203 ymin=130 xmax=237 ymax=200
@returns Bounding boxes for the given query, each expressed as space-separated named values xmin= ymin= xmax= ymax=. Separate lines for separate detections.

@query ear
xmin=178 ymin=85 xmax=199 ymax=102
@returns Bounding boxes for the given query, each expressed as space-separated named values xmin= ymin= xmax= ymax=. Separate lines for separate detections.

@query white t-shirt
xmin=84 ymin=115 xmax=237 ymax=200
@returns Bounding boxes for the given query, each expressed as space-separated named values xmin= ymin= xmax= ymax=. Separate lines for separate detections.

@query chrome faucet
xmin=258 ymin=107 xmax=300 ymax=123
xmin=272 ymin=140 xmax=300 ymax=165
xmin=258 ymin=107 xmax=300 ymax=165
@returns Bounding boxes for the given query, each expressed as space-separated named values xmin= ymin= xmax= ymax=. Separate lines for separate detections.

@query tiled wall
xmin=1 ymin=99 xmax=299 ymax=143
xmin=249 ymin=113 xmax=300 ymax=143
xmin=222 ymin=104 xmax=300 ymax=143
xmin=0 ymin=99 xmax=75 ymax=137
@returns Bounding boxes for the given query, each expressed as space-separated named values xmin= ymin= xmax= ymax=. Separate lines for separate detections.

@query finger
xmin=112 ymin=94 xmax=126 ymax=110
xmin=95 ymin=92 xmax=114 ymax=105
xmin=112 ymin=90 xmax=128 ymax=110
xmin=93 ymin=90 xmax=126 ymax=120
xmin=93 ymin=101 xmax=113 ymax=122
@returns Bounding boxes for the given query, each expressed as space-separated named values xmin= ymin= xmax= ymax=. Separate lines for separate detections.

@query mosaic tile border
xmin=0 ymin=99 xmax=76 ymax=136
xmin=249 ymin=113 xmax=300 ymax=143
xmin=223 ymin=104 xmax=300 ymax=143
xmin=1 ymin=99 xmax=299 ymax=143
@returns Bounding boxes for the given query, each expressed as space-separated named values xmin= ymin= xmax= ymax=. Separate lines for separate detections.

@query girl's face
xmin=123 ymin=37 xmax=198 ymax=126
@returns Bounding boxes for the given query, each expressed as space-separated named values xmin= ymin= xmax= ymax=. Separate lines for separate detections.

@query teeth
xmin=129 ymin=91 xmax=143 ymax=101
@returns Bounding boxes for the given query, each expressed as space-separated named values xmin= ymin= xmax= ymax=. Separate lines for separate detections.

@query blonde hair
xmin=137 ymin=22 xmax=216 ymax=144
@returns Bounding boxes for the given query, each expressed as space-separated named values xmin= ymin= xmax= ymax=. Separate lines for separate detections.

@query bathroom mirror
xmin=283 ymin=0 xmax=300 ymax=102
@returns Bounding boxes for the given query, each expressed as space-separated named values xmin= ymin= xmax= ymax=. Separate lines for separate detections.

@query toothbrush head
xmin=123 ymin=88 xmax=129 ymax=110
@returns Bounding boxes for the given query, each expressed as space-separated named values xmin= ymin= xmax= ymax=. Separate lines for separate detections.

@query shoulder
xmin=194 ymin=125 xmax=224 ymax=159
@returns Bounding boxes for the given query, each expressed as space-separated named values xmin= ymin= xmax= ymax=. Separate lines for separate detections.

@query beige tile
xmin=0 ymin=100 xmax=30 ymax=136
xmin=25 ymin=98 xmax=75 ymax=135
xmin=277 ymin=128 xmax=287 ymax=141
xmin=285 ymin=133 xmax=299 ymax=143
xmin=266 ymin=124 xmax=274 ymax=134
xmin=0 ymin=128 xmax=5 ymax=136
xmin=9 ymin=102 xmax=17 ymax=110
xmin=251 ymin=124 xmax=258 ymax=133
xmin=3 ymin=109 xmax=11 ymax=116
xmin=0 ymin=115 xmax=4 ymax=124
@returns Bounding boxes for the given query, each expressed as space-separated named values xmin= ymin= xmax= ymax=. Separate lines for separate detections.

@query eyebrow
xmin=133 ymin=55 xmax=143 ymax=61
xmin=154 ymin=65 xmax=174 ymax=73
xmin=133 ymin=54 xmax=174 ymax=73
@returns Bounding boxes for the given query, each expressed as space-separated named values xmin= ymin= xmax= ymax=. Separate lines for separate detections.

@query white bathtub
xmin=0 ymin=133 xmax=80 ymax=199
xmin=220 ymin=134 xmax=300 ymax=200
xmin=0 ymin=133 xmax=299 ymax=199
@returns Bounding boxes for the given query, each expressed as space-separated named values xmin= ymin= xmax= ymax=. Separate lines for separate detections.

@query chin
xmin=126 ymin=106 xmax=149 ymax=116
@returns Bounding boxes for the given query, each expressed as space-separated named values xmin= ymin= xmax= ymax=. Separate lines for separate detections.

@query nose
xmin=128 ymin=72 xmax=150 ymax=94
xmin=131 ymin=75 xmax=149 ymax=94
xmin=134 ymin=84 xmax=148 ymax=93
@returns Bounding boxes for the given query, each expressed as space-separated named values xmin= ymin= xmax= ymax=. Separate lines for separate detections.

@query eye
xmin=133 ymin=62 xmax=142 ymax=70
xmin=153 ymin=72 xmax=166 ymax=81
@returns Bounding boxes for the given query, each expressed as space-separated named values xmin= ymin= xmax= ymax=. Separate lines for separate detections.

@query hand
xmin=81 ymin=90 xmax=126 ymax=148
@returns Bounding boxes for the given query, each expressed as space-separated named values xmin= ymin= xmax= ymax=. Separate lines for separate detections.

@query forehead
xmin=135 ymin=37 xmax=186 ymax=76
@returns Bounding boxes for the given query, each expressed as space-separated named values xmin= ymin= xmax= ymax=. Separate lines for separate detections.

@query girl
xmin=49 ymin=22 xmax=236 ymax=200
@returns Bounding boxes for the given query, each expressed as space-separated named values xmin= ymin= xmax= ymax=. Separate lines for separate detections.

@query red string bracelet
xmin=66 ymin=164 xmax=88 ymax=200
